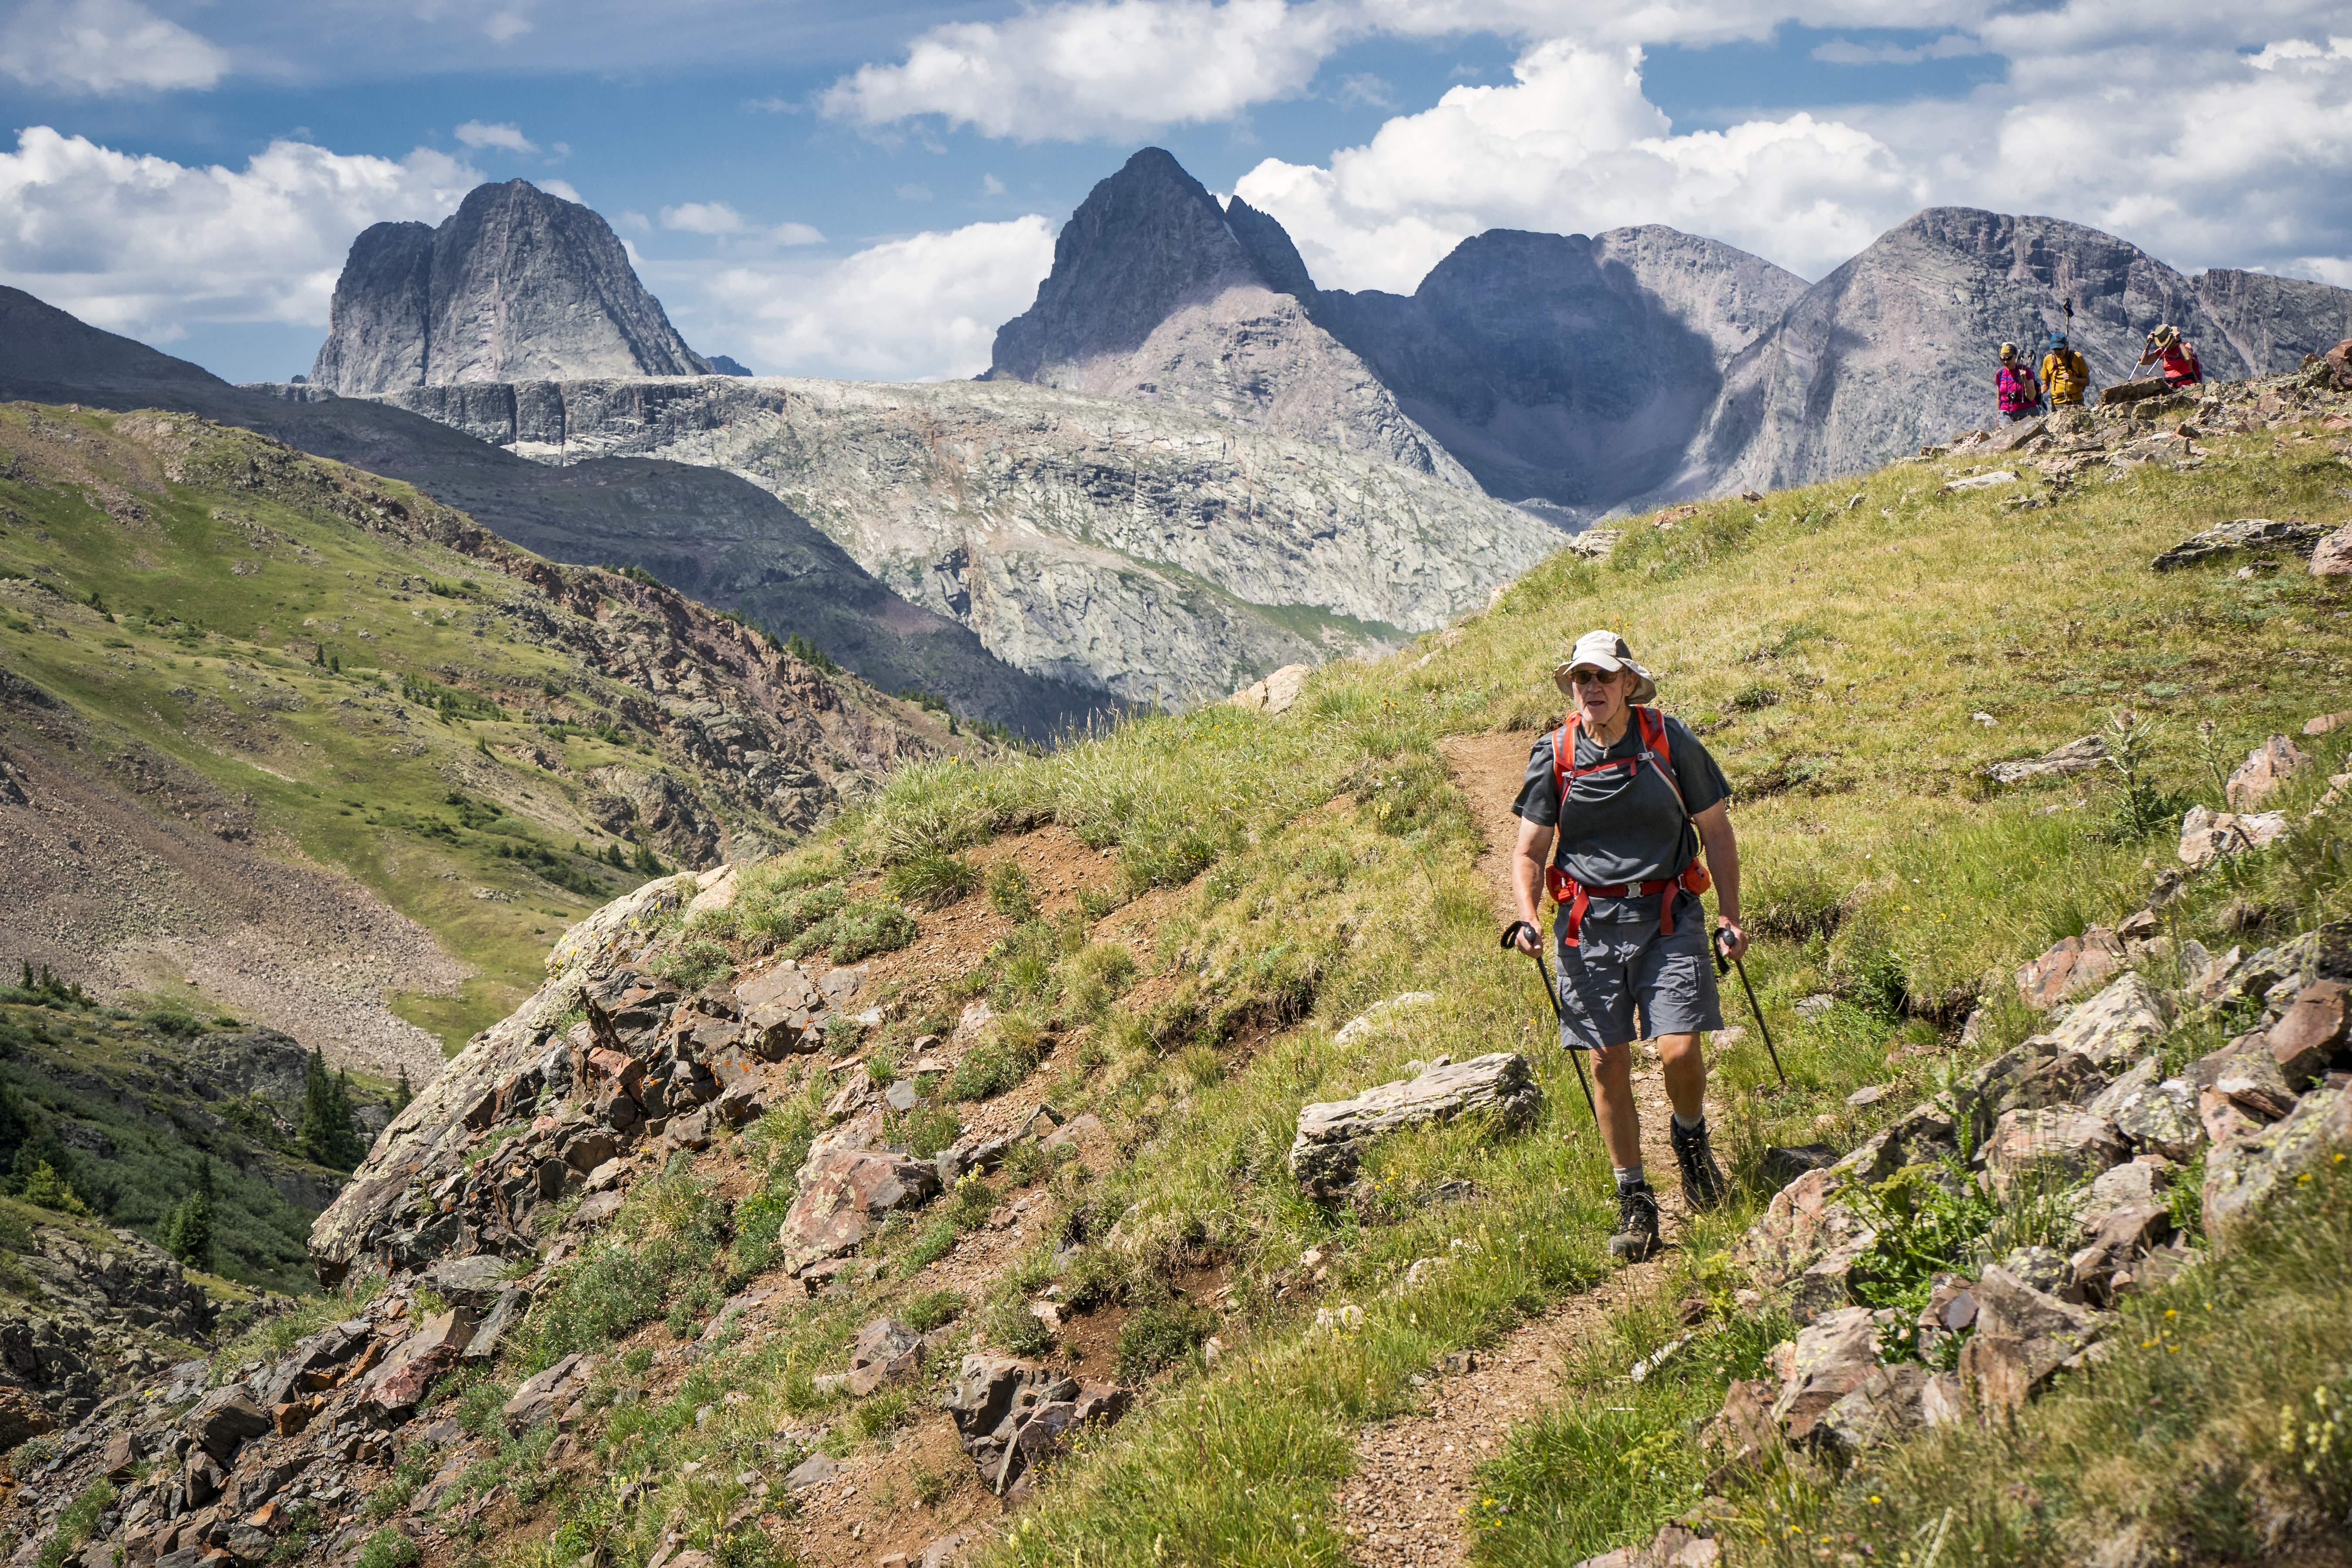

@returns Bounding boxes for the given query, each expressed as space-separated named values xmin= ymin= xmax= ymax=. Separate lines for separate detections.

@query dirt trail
xmin=1331 ymin=734 xmax=1698 ymax=1567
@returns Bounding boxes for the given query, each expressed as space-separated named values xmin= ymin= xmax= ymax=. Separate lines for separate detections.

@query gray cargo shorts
xmin=1552 ymin=889 xmax=1724 ymax=1052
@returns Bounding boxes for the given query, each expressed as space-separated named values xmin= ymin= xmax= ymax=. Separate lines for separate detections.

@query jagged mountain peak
xmin=985 ymin=147 xmax=1472 ymax=484
xmin=311 ymin=178 xmax=711 ymax=395
xmin=987 ymin=147 xmax=1260 ymax=383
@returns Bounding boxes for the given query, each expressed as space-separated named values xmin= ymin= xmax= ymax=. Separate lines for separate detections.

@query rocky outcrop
xmin=305 ymin=870 xmax=907 ymax=1284
xmin=1289 ymin=1053 xmax=1540 ymax=1197
xmin=311 ymin=181 xmax=711 ymax=394
xmin=0 ymin=1228 xmax=218 ymax=1421
xmin=369 ymin=376 xmax=1560 ymax=707
xmin=1310 ymin=227 xmax=1805 ymax=516
xmin=984 ymin=149 xmax=1469 ymax=486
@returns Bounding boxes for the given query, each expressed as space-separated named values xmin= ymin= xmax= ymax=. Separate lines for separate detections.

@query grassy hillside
xmin=0 ymin=403 xmax=958 ymax=1056
xmin=281 ymin=374 xmax=2352 ymax=1568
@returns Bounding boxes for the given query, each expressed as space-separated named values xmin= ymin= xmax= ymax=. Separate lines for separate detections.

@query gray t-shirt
xmin=1510 ymin=712 xmax=1730 ymax=904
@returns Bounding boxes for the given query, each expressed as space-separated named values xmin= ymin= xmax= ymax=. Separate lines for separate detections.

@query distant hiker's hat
xmin=1999 ymin=342 xmax=2018 ymax=362
xmin=2048 ymin=331 xmax=2069 ymax=351
xmin=2150 ymin=324 xmax=2180 ymax=348
xmin=1554 ymin=630 xmax=1658 ymax=705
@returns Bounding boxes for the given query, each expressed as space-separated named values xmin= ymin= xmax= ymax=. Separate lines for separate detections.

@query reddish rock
xmin=1982 ymin=1108 xmax=2126 ymax=1198
xmin=2014 ymin=930 xmax=2124 ymax=1009
xmin=2268 ymin=980 xmax=2350 ymax=1088
xmin=2226 ymin=735 xmax=2312 ymax=809
xmin=1956 ymin=1265 xmax=2104 ymax=1412
xmin=779 ymin=1150 xmax=940 ymax=1268
xmin=359 ymin=1308 xmax=477 ymax=1416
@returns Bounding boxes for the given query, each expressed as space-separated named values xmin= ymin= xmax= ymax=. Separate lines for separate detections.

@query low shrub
xmin=988 ymin=861 xmax=1039 ymax=921
xmin=883 ymin=848 xmax=981 ymax=911
xmin=1112 ymin=1282 xmax=1213 ymax=1383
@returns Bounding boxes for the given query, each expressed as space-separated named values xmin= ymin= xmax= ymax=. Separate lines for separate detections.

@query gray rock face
xmin=2192 ymin=269 xmax=2352 ymax=376
xmin=1680 ymin=207 xmax=2352 ymax=499
xmin=985 ymin=149 xmax=1470 ymax=485
xmin=1311 ymin=226 xmax=1806 ymax=516
xmin=371 ymin=376 xmax=1558 ymax=707
xmin=312 ymin=180 xmax=711 ymax=394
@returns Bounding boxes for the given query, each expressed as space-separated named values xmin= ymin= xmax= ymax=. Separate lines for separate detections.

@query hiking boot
xmin=1671 ymin=1117 xmax=1729 ymax=1213
xmin=1608 ymin=1182 xmax=1662 ymax=1263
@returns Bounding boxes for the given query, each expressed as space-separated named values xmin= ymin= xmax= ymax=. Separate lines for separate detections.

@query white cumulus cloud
xmin=819 ymin=0 xmax=1352 ymax=140
xmin=538 ymin=178 xmax=582 ymax=203
xmin=0 ymin=126 xmax=478 ymax=342
xmin=454 ymin=120 xmax=538 ymax=153
xmin=0 ymin=0 xmax=228 ymax=93
xmin=1237 ymin=41 xmax=1919 ymax=288
xmin=662 ymin=201 xmax=748 ymax=234
xmin=698 ymin=215 xmax=1056 ymax=380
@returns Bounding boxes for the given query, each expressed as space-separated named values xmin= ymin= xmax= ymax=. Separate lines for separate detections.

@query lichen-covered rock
xmin=778 ymin=1152 xmax=940 ymax=1271
xmin=1289 ymin=1053 xmax=1540 ymax=1196
xmin=2203 ymin=1083 xmax=2352 ymax=1240
xmin=1982 ymin=1107 xmax=2127 ymax=1197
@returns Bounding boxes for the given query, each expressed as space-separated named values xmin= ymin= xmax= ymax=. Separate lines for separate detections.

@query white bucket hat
xmin=1553 ymin=630 xmax=1658 ymax=705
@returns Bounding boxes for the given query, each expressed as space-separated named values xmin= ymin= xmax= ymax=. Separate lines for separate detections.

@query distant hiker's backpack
xmin=1997 ymin=364 xmax=2041 ymax=414
xmin=2044 ymin=350 xmax=2089 ymax=403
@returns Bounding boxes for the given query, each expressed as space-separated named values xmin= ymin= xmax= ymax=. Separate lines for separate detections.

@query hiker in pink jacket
xmin=1996 ymin=342 xmax=2043 ymax=423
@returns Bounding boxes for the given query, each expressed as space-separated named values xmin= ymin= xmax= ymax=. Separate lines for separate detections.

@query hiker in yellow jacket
xmin=2041 ymin=332 xmax=2091 ymax=407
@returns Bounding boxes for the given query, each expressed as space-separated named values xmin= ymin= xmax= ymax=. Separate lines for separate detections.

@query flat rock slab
xmin=1289 ymin=1052 xmax=1540 ymax=1196
xmin=1987 ymin=735 xmax=2106 ymax=785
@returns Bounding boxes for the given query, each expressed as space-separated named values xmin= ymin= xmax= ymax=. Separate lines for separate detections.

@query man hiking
xmin=1996 ymin=342 xmax=2042 ymax=423
xmin=2041 ymin=331 xmax=2091 ymax=408
xmin=2138 ymin=323 xmax=2202 ymax=389
xmin=1507 ymin=631 xmax=1744 ymax=1263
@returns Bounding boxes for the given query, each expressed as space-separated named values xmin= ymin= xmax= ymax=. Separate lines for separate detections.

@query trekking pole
xmin=1500 ymin=922 xmax=1600 ymax=1126
xmin=1713 ymin=928 xmax=1787 ymax=1090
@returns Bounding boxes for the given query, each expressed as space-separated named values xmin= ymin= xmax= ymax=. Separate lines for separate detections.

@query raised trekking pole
xmin=1714 ymin=928 xmax=1788 ymax=1090
xmin=1500 ymin=922 xmax=1599 ymax=1127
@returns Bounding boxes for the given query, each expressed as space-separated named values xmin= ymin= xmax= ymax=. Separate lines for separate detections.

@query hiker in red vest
xmin=1507 ymin=630 xmax=1743 ymax=1263
xmin=1996 ymin=342 xmax=2042 ymax=423
xmin=2138 ymin=324 xmax=2203 ymax=389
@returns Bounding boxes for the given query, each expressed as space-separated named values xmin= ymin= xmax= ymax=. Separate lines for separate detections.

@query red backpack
xmin=1545 ymin=704 xmax=1712 ymax=948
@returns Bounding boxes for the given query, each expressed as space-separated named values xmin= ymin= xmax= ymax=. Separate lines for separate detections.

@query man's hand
xmin=1512 ymin=920 xmax=1542 ymax=955
xmin=1716 ymin=918 xmax=1749 ymax=963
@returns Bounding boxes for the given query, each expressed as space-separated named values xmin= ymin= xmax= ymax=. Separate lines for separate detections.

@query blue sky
xmin=0 ymin=0 xmax=2344 ymax=384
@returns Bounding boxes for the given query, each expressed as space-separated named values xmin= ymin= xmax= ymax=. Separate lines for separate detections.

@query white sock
xmin=1672 ymin=1111 xmax=1705 ymax=1132
xmin=1614 ymin=1165 xmax=1645 ymax=1191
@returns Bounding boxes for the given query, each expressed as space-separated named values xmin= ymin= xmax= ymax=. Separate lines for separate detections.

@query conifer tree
xmin=393 ymin=1068 xmax=413 ymax=1114
xmin=162 ymin=1156 xmax=213 ymax=1267
xmin=298 ymin=1047 xmax=337 ymax=1164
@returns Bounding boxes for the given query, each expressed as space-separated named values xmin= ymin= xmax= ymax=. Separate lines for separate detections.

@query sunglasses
xmin=1565 ymin=667 xmax=1622 ymax=686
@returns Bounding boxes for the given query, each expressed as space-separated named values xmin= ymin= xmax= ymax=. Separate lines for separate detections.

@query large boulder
xmin=359 ymin=1308 xmax=477 ymax=1417
xmin=1956 ymin=1265 xmax=2107 ymax=1411
xmin=1733 ymin=1167 xmax=1868 ymax=1286
xmin=1981 ymin=1107 xmax=2126 ymax=1198
xmin=2226 ymin=735 xmax=2312 ymax=810
xmin=1288 ymin=1053 xmax=1540 ymax=1196
xmin=2202 ymin=1083 xmax=2352 ymax=1241
xmin=2088 ymin=1064 xmax=2203 ymax=1162
xmin=2041 ymin=974 xmax=2172 ymax=1070
xmin=779 ymin=1151 xmax=940 ymax=1269
xmin=2015 ymin=930 xmax=2124 ymax=1009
